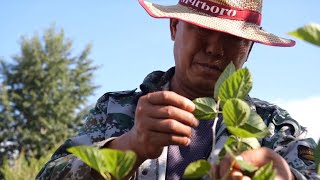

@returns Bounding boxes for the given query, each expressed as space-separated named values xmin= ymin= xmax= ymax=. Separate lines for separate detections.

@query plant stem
xmin=220 ymin=159 xmax=236 ymax=180
xmin=236 ymin=137 xmax=242 ymax=154
xmin=208 ymin=116 xmax=219 ymax=165
xmin=208 ymin=99 xmax=221 ymax=165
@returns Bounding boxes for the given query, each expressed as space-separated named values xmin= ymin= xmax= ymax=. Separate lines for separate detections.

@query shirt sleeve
xmin=36 ymin=91 xmax=137 ymax=180
xmin=258 ymin=101 xmax=320 ymax=180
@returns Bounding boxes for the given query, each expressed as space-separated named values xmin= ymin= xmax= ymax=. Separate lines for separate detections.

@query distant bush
xmin=0 ymin=146 xmax=57 ymax=180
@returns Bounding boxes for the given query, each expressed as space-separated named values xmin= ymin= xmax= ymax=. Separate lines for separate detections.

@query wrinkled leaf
xmin=315 ymin=139 xmax=320 ymax=175
xmin=223 ymin=99 xmax=250 ymax=127
xmin=183 ymin=160 xmax=211 ymax=178
xmin=193 ymin=97 xmax=218 ymax=120
xmin=219 ymin=68 xmax=252 ymax=106
xmin=68 ymin=146 xmax=137 ymax=180
xmin=224 ymin=145 xmax=258 ymax=172
xmin=252 ymin=161 xmax=276 ymax=180
xmin=288 ymin=23 xmax=320 ymax=46
xmin=214 ymin=63 xmax=236 ymax=99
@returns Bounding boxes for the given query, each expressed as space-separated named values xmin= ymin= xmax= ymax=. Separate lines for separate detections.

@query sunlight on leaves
xmin=214 ymin=63 xmax=236 ymax=99
xmin=67 ymin=146 xmax=108 ymax=179
xmin=223 ymin=98 xmax=250 ymax=127
xmin=288 ymin=23 xmax=320 ymax=47
xmin=219 ymin=68 xmax=252 ymax=106
xmin=241 ymin=137 xmax=261 ymax=150
xmin=68 ymin=146 xmax=136 ymax=180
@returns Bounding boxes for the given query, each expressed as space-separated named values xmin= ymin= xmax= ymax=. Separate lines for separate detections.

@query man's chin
xmin=191 ymin=81 xmax=216 ymax=96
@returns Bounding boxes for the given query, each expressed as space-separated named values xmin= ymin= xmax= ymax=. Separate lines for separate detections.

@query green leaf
xmin=225 ymin=136 xmax=237 ymax=147
xmin=223 ymin=144 xmax=236 ymax=158
xmin=288 ymin=23 xmax=320 ymax=47
xmin=315 ymin=139 xmax=320 ymax=175
xmin=224 ymin=145 xmax=257 ymax=172
xmin=183 ymin=160 xmax=211 ymax=178
xmin=219 ymin=68 xmax=252 ymax=106
xmin=219 ymin=136 xmax=237 ymax=161
xmin=67 ymin=146 xmax=109 ymax=179
xmin=240 ymin=111 xmax=271 ymax=138
xmin=68 ymin=146 xmax=137 ymax=180
xmin=236 ymin=160 xmax=258 ymax=172
xmin=214 ymin=63 xmax=236 ymax=99
xmin=241 ymin=137 xmax=261 ymax=150
xmin=252 ymin=161 xmax=276 ymax=180
xmin=223 ymin=99 xmax=250 ymax=127
xmin=223 ymin=137 xmax=260 ymax=156
xmin=193 ymin=97 xmax=218 ymax=120
xmin=101 ymin=149 xmax=136 ymax=179
xmin=227 ymin=126 xmax=262 ymax=138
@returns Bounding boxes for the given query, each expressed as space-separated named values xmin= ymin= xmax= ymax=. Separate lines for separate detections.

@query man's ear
xmin=170 ymin=19 xmax=179 ymax=41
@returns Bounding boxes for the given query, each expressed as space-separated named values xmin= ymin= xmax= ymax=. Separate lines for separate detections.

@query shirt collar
xmin=140 ymin=67 xmax=175 ymax=94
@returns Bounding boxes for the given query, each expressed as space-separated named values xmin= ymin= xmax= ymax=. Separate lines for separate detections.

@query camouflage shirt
xmin=37 ymin=67 xmax=319 ymax=180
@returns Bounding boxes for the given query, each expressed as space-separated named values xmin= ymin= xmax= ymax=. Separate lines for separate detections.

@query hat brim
xmin=139 ymin=0 xmax=295 ymax=47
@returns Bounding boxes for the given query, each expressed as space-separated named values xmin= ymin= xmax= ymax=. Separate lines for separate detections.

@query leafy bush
xmin=0 ymin=146 xmax=56 ymax=180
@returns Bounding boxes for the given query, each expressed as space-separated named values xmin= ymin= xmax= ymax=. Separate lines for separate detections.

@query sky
xmin=0 ymin=0 xmax=319 ymax=141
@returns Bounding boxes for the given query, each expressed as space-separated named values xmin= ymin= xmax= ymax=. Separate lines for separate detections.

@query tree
xmin=0 ymin=26 xmax=98 ymax=162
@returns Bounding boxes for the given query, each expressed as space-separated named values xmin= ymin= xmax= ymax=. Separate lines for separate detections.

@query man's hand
xmin=213 ymin=147 xmax=294 ymax=180
xmin=127 ymin=91 xmax=199 ymax=160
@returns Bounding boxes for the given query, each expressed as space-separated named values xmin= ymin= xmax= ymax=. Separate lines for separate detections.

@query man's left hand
xmin=213 ymin=147 xmax=294 ymax=180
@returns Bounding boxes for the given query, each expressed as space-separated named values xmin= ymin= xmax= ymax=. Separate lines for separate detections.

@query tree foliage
xmin=0 ymin=26 xmax=98 ymax=162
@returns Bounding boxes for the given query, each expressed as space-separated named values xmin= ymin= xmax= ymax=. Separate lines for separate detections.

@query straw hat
xmin=139 ymin=0 xmax=295 ymax=47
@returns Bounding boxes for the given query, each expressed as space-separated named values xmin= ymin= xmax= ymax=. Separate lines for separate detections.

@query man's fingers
xmin=147 ymin=131 xmax=191 ymax=147
xmin=219 ymin=154 xmax=233 ymax=177
xmin=236 ymin=148 xmax=293 ymax=180
xmin=230 ymin=170 xmax=244 ymax=180
xmin=145 ymin=91 xmax=195 ymax=112
xmin=145 ymin=105 xmax=198 ymax=127
xmin=145 ymin=118 xmax=193 ymax=137
xmin=237 ymin=147 xmax=275 ymax=168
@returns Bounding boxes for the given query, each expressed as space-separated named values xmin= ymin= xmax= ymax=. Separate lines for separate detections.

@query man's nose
xmin=204 ymin=32 xmax=224 ymax=57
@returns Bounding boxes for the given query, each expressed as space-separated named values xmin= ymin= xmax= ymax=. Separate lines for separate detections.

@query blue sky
xmin=1 ymin=0 xmax=319 ymax=140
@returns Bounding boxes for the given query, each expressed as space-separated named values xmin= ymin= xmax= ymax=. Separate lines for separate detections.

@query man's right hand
xmin=127 ymin=91 xmax=199 ymax=160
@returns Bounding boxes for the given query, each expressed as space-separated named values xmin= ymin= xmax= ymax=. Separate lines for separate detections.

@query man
xmin=37 ymin=0 xmax=319 ymax=179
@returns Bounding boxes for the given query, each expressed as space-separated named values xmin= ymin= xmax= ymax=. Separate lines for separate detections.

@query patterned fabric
xmin=36 ymin=67 xmax=320 ymax=180
xmin=166 ymin=120 xmax=214 ymax=180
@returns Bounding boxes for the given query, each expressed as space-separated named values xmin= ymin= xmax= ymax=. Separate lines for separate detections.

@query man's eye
xmin=194 ymin=26 xmax=210 ymax=35
xmin=225 ymin=34 xmax=244 ymax=43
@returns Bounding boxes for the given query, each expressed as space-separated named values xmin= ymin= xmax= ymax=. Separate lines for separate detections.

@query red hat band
xmin=178 ymin=0 xmax=262 ymax=25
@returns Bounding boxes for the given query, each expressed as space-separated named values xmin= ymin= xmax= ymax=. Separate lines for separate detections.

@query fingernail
xmin=194 ymin=119 xmax=199 ymax=127
xmin=187 ymin=99 xmax=196 ymax=108
xmin=186 ymin=138 xmax=191 ymax=146
xmin=235 ymin=155 xmax=244 ymax=161
xmin=231 ymin=171 xmax=242 ymax=177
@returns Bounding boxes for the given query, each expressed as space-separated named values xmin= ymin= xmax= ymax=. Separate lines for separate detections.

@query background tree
xmin=0 ymin=26 xmax=98 ymax=164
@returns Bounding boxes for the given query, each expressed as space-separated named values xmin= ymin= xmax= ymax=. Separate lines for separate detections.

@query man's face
xmin=170 ymin=19 xmax=253 ymax=97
